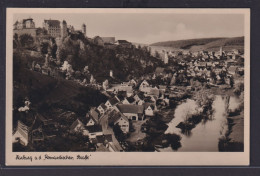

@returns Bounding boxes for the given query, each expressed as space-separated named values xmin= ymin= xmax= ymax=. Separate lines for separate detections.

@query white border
xmin=6 ymin=8 xmax=250 ymax=166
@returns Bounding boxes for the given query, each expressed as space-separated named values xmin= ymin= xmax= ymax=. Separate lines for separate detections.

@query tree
xmin=113 ymin=123 xmax=125 ymax=142
xmin=19 ymin=34 xmax=34 ymax=48
xmin=164 ymin=133 xmax=182 ymax=151
xmin=40 ymin=42 xmax=49 ymax=55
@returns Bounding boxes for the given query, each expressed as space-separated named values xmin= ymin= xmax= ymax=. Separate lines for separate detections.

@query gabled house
xmin=108 ymin=110 xmax=129 ymax=133
xmin=86 ymin=116 xmax=98 ymax=126
xmin=70 ymin=119 xmax=88 ymax=136
xmin=95 ymin=134 xmax=113 ymax=152
xmin=86 ymin=125 xmax=103 ymax=139
xmin=122 ymin=98 xmax=130 ymax=104
xmin=129 ymin=79 xmax=137 ymax=87
xmin=12 ymin=120 xmax=29 ymax=146
xmin=228 ymin=66 xmax=238 ymax=75
xmin=139 ymin=80 xmax=150 ymax=91
xmin=89 ymin=108 xmax=100 ymax=123
xmin=97 ymin=103 xmax=107 ymax=115
xmin=105 ymin=97 xmax=120 ymax=109
xmin=137 ymin=99 xmax=145 ymax=105
xmin=117 ymin=104 xmax=144 ymax=121
xmin=144 ymin=103 xmax=157 ymax=116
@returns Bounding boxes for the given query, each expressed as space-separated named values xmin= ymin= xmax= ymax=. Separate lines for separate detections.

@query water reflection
xmin=163 ymin=95 xmax=239 ymax=152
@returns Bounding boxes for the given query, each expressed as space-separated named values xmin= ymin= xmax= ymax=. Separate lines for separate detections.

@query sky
xmin=13 ymin=13 xmax=244 ymax=44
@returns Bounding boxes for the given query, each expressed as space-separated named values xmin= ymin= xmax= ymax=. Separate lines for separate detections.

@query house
xmin=86 ymin=125 xmax=103 ymax=139
xmin=139 ymin=80 xmax=150 ymax=91
xmin=155 ymin=67 xmax=165 ymax=76
xmin=134 ymin=94 xmax=141 ymax=102
xmin=101 ymin=37 xmax=115 ymax=44
xmin=12 ymin=120 xmax=29 ymax=146
xmin=97 ymin=103 xmax=107 ymax=115
xmin=118 ymin=86 xmax=133 ymax=97
xmin=147 ymin=87 xmax=160 ymax=98
xmin=70 ymin=119 xmax=88 ymax=136
xmin=122 ymin=98 xmax=130 ymax=104
xmin=105 ymin=97 xmax=120 ymax=109
xmin=86 ymin=116 xmax=98 ymax=127
xmin=121 ymin=97 xmax=136 ymax=105
xmin=117 ymin=104 xmax=144 ymax=121
xmin=89 ymin=108 xmax=100 ymax=123
xmin=129 ymin=79 xmax=137 ymax=86
xmin=228 ymin=66 xmax=238 ymax=75
xmin=116 ymin=40 xmax=132 ymax=48
xmin=108 ymin=110 xmax=129 ymax=133
xmin=31 ymin=114 xmax=58 ymax=140
xmin=93 ymin=36 xmax=104 ymax=46
xmin=95 ymin=134 xmax=113 ymax=151
xmin=144 ymin=103 xmax=156 ymax=117
xmin=31 ymin=127 xmax=44 ymax=144
xmin=137 ymin=99 xmax=145 ymax=105
xmin=95 ymin=134 xmax=122 ymax=152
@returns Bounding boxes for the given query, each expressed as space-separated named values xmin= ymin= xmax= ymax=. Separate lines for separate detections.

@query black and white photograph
xmin=6 ymin=8 xmax=250 ymax=166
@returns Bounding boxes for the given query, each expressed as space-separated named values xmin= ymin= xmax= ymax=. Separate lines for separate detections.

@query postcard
xmin=6 ymin=8 xmax=250 ymax=166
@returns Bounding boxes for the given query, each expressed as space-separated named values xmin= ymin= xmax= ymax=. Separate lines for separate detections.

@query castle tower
xmin=110 ymin=70 xmax=113 ymax=77
xmin=61 ymin=20 xmax=68 ymax=39
xmin=82 ymin=23 xmax=86 ymax=36
xmin=220 ymin=46 xmax=223 ymax=56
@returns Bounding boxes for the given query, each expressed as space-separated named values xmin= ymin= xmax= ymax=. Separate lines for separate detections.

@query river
xmin=161 ymin=95 xmax=240 ymax=152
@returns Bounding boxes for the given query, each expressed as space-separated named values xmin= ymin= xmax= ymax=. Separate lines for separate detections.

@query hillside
xmin=150 ymin=37 xmax=244 ymax=52
xmin=56 ymin=33 xmax=162 ymax=82
xmin=13 ymin=65 xmax=108 ymax=117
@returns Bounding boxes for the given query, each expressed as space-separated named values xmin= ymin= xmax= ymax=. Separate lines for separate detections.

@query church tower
xmin=61 ymin=20 xmax=68 ymax=39
xmin=220 ymin=46 xmax=223 ymax=56
xmin=82 ymin=23 xmax=86 ymax=36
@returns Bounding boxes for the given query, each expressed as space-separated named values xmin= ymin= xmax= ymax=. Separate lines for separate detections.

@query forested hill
xmin=56 ymin=33 xmax=163 ymax=82
xmin=150 ymin=37 xmax=244 ymax=51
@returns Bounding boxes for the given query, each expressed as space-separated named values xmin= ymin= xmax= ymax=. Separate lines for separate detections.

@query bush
xmin=19 ymin=34 xmax=34 ymax=48
xmin=164 ymin=133 xmax=182 ymax=151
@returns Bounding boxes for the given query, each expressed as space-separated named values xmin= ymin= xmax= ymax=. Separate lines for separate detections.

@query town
xmin=12 ymin=17 xmax=245 ymax=152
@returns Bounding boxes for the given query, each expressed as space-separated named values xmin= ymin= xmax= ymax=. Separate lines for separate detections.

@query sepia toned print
xmin=6 ymin=8 xmax=250 ymax=166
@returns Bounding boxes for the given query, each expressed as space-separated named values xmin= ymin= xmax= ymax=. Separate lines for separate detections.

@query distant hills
xmin=150 ymin=37 xmax=244 ymax=52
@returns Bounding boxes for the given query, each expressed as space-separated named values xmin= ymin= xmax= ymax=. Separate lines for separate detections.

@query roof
xmin=109 ymin=97 xmax=120 ymax=106
xmin=16 ymin=120 xmax=29 ymax=139
xmin=117 ymin=104 xmax=144 ymax=114
xmin=228 ymin=66 xmax=238 ymax=72
xmin=143 ymin=102 xmax=156 ymax=110
xmin=89 ymin=109 xmax=99 ymax=122
xmin=70 ymin=119 xmax=85 ymax=131
xmin=197 ymin=62 xmax=207 ymax=67
xmin=118 ymin=86 xmax=133 ymax=93
xmin=44 ymin=20 xmax=60 ymax=27
xmin=159 ymin=85 xmax=167 ymax=90
xmin=96 ymin=134 xmax=113 ymax=143
xmin=155 ymin=67 xmax=165 ymax=74
xmin=126 ymin=97 xmax=136 ymax=104
xmin=101 ymin=37 xmax=115 ymax=43
xmin=148 ymin=88 xmax=160 ymax=97
xmin=99 ymin=103 xmax=107 ymax=110
xmin=117 ymin=40 xmax=131 ymax=44
xmin=86 ymin=125 xmax=103 ymax=133
xmin=108 ymin=110 xmax=128 ymax=124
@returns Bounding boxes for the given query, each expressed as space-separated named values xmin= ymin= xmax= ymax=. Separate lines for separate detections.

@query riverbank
xmin=219 ymin=111 xmax=244 ymax=152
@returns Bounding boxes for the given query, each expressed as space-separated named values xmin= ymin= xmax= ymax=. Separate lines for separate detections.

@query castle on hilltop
xmin=13 ymin=18 xmax=37 ymax=38
xmin=43 ymin=19 xmax=87 ymax=38
xmin=13 ymin=17 xmax=87 ymax=39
